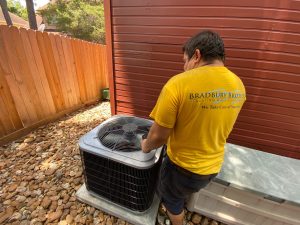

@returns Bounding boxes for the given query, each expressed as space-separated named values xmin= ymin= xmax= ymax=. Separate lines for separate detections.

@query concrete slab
xmin=218 ymin=143 xmax=300 ymax=205
xmin=76 ymin=184 xmax=160 ymax=225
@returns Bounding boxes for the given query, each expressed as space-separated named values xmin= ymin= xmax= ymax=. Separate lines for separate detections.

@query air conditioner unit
xmin=76 ymin=115 xmax=163 ymax=225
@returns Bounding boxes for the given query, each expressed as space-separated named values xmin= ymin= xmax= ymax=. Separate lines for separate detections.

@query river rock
xmin=41 ymin=196 xmax=51 ymax=209
xmin=58 ymin=221 xmax=68 ymax=225
xmin=73 ymin=177 xmax=81 ymax=185
xmin=70 ymin=209 xmax=77 ymax=217
xmin=24 ymin=137 xmax=35 ymax=143
xmin=16 ymin=196 xmax=26 ymax=203
xmin=55 ymin=170 xmax=63 ymax=180
xmin=8 ymin=212 xmax=21 ymax=222
xmin=62 ymin=193 xmax=70 ymax=204
xmin=0 ymin=206 xmax=15 ymax=224
xmin=191 ymin=213 xmax=202 ymax=224
xmin=47 ymin=210 xmax=62 ymax=223
xmin=47 ymin=190 xmax=57 ymax=196
xmin=49 ymin=200 xmax=58 ymax=211
xmin=16 ymin=186 xmax=27 ymax=193
xmin=45 ymin=168 xmax=56 ymax=176
xmin=62 ymin=183 xmax=70 ymax=189
xmin=29 ymin=218 xmax=43 ymax=225
xmin=106 ymin=217 xmax=113 ymax=225
xmin=20 ymin=220 xmax=30 ymax=225
xmin=8 ymin=183 xmax=18 ymax=192
xmin=66 ymin=215 xmax=74 ymax=223
xmin=98 ymin=212 xmax=104 ymax=222
xmin=201 ymin=217 xmax=209 ymax=225
xmin=63 ymin=202 xmax=73 ymax=209
xmin=21 ymin=209 xmax=31 ymax=220
xmin=0 ymin=161 xmax=6 ymax=170
xmin=3 ymin=200 xmax=11 ymax=205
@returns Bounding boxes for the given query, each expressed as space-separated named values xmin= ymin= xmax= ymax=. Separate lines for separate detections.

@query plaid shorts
xmin=157 ymin=156 xmax=217 ymax=215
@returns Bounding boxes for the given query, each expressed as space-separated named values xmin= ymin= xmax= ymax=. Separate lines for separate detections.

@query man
xmin=141 ymin=30 xmax=246 ymax=225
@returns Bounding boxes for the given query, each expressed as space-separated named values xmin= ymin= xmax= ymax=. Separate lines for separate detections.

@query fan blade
xmin=101 ymin=133 xmax=124 ymax=148
xmin=137 ymin=125 xmax=150 ymax=132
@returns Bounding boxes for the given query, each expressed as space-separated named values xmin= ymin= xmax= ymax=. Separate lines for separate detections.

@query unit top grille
xmin=97 ymin=116 xmax=151 ymax=152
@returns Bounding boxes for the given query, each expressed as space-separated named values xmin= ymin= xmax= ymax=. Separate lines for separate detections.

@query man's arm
xmin=141 ymin=122 xmax=171 ymax=153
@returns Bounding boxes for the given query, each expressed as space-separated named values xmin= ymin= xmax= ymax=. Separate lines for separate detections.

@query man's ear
xmin=194 ymin=49 xmax=201 ymax=63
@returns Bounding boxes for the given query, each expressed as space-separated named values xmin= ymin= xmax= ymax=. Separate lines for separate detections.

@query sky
xmin=17 ymin=0 xmax=50 ymax=9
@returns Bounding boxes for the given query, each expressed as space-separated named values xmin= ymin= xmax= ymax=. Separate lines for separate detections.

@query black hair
xmin=182 ymin=30 xmax=225 ymax=62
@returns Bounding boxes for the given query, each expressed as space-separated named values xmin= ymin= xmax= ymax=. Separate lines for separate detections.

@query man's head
xmin=182 ymin=30 xmax=225 ymax=71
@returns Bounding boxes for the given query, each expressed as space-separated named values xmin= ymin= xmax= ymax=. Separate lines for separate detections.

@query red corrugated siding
xmin=107 ymin=0 xmax=300 ymax=159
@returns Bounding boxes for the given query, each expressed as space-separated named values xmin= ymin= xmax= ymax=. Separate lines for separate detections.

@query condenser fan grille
xmin=82 ymin=151 xmax=162 ymax=211
xmin=98 ymin=117 xmax=151 ymax=152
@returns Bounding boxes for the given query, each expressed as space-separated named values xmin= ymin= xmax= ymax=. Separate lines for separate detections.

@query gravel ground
xmin=0 ymin=102 xmax=227 ymax=225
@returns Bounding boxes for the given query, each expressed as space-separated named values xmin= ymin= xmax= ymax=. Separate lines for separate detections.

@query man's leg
xmin=166 ymin=209 xmax=185 ymax=225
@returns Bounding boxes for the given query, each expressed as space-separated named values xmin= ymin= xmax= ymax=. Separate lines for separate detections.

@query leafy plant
xmin=7 ymin=0 xmax=28 ymax=21
xmin=39 ymin=0 xmax=105 ymax=43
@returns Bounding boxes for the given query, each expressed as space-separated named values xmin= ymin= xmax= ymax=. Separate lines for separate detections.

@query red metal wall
xmin=105 ymin=0 xmax=300 ymax=159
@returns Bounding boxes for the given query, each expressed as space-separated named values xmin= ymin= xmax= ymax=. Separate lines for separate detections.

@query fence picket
xmin=49 ymin=33 xmax=72 ymax=108
xmin=71 ymin=40 xmax=87 ymax=103
xmin=0 ymin=65 xmax=23 ymax=131
xmin=27 ymin=29 xmax=56 ymax=115
xmin=89 ymin=43 xmax=98 ymax=99
xmin=61 ymin=37 xmax=79 ymax=106
xmin=81 ymin=41 xmax=93 ymax=100
xmin=0 ymin=94 xmax=15 ymax=134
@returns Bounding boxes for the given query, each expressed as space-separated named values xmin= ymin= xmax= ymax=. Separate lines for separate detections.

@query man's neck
xmin=198 ymin=60 xmax=224 ymax=67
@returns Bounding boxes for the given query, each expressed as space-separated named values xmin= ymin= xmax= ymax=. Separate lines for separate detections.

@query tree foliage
xmin=7 ymin=0 xmax=28 ymax=21
xmin=39 ymin=0 xmax=105 ymax=43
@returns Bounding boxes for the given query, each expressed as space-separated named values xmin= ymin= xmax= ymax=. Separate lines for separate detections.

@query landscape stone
xmin=0 ymin=102 xmax=226 ymax=225
xmin=47 ymin=210 xmax=62 ymax=223
xmin=191 ymin=213 xmax=202 ymax=224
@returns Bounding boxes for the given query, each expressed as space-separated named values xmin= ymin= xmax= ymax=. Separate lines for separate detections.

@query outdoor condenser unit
xmin=78 ymin=115 xmax=163 ymax=214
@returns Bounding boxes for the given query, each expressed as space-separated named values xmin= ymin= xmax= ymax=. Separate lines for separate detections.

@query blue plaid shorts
xmin=157 ymin=156 xmax=217 ymax=215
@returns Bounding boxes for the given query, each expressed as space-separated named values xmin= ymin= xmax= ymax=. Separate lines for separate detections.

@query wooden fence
xmin=0 ymin=25 xmax=108 ymax=143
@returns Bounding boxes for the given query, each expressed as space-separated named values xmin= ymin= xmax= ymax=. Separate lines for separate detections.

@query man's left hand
xmin=140 ymin=122 xmax=171 ymax=153
xmin=141 ymin=138 xmax=148 ymax=153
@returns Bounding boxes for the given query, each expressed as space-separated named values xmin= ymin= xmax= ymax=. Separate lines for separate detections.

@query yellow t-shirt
xmin=150 ymin=66 xmax=246 ymax=175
